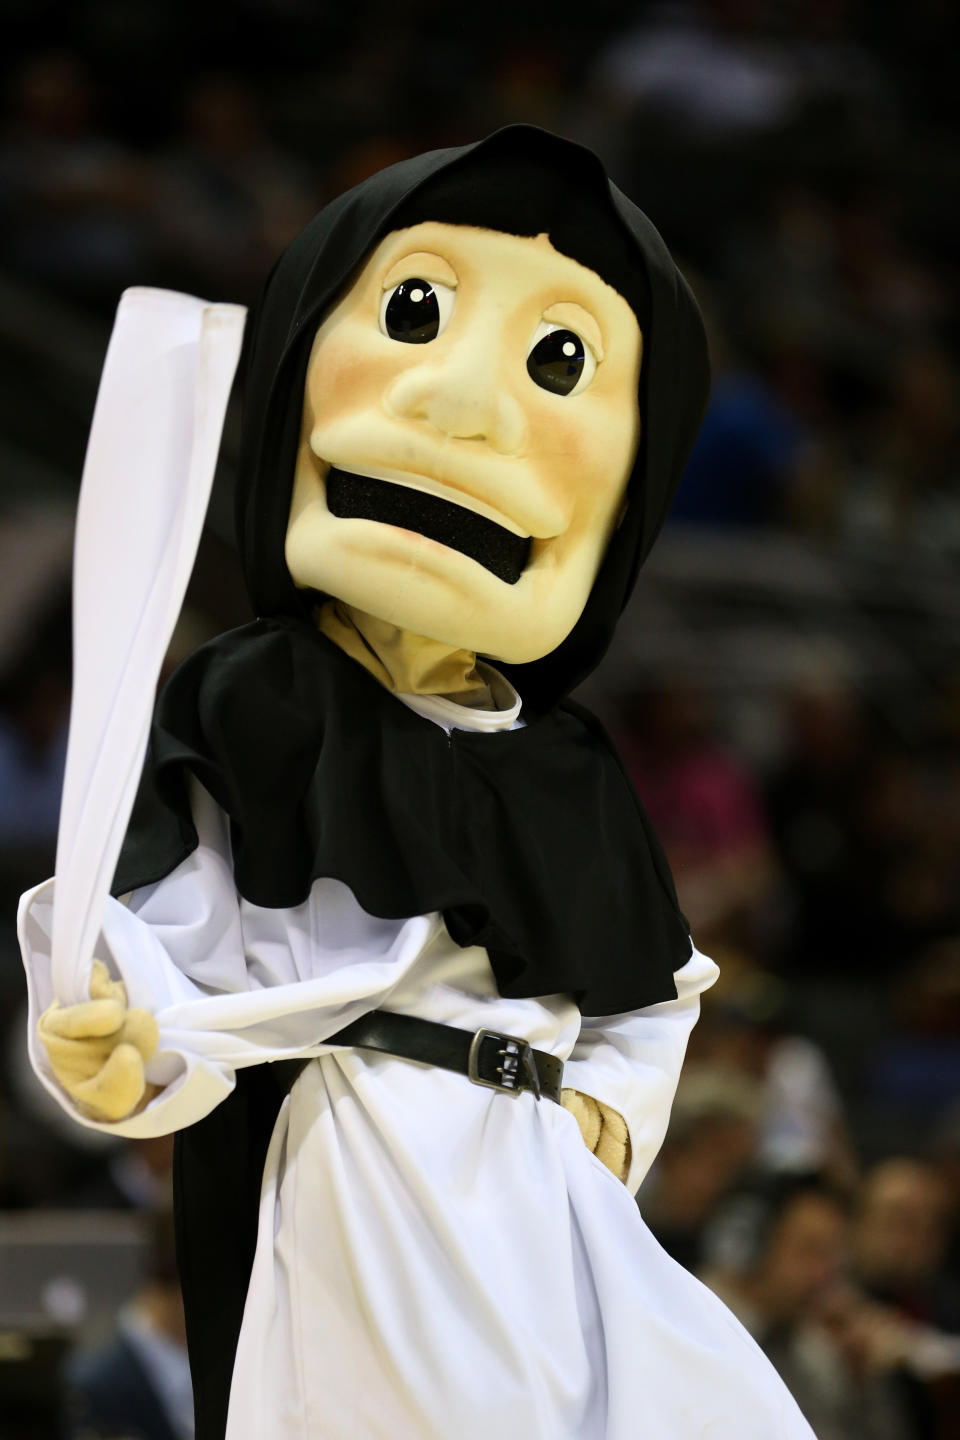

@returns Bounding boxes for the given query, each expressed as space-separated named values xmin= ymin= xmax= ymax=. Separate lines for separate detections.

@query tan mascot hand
xmin=37 ymin=960 xmax=159 ymax=1122
xmin=561 ymin=1089 xmax=631 ymax=1184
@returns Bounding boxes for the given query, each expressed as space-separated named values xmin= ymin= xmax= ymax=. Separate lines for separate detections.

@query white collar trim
xmin=394 ymin=663 xmax=522 ymax=734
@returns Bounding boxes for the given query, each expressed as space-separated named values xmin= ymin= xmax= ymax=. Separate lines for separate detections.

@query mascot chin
xmin=20 ymin=126 xmax=816 ymax=1440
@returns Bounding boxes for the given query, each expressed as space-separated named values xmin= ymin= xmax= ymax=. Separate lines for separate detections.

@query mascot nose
xmin=384 ymin=347 xmax=526 ymax=455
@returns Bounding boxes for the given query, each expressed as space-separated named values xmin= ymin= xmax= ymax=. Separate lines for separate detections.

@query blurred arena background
xmin=0 ymin=2 xmax=958 ymax=1436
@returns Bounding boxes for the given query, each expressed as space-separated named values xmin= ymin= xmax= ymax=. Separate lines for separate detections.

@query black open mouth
xmin=325 ymin=468 xmax=531 ymax=585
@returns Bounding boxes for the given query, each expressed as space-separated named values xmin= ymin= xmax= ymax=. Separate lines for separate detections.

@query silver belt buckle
xmin=467 ymin=1028 xmax=541 ymax=1099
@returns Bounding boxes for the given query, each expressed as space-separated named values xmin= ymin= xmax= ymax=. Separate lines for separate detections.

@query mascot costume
xmin=18 ymin=126 xmax=815 ymax=1438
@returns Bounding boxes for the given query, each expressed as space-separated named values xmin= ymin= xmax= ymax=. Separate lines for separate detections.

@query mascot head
xmin=236 ymin=126 xmax=709 ymax=709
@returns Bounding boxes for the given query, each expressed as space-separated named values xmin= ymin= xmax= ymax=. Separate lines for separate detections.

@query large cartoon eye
xmin=526 ymin=323 xmax=597 ymax=396
xmin=379 ymin=279 xmax=455 ymax=343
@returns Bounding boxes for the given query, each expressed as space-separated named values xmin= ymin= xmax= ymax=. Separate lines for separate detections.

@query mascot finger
xmin=38 ymin=995 xmax=125 ymax=1040
xmin=88 ymin=957 xmax=129 ymax=1008
xmin=70 ymin=1042 xmax=147 ymax=1122
xmin=118 ymin=1006 xmax=160 ymax=1065
xmin=39 ymin=1027 xmax=113 ymax=1088
xmin=594 ymin=1100 xmax=631 ymax=1183
xmin=561 ymin=1088 xmax=603 ymax=1152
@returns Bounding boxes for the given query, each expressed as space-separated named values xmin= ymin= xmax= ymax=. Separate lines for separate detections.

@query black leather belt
xmin=270 ymin=1011 xmax=563 ymax=1103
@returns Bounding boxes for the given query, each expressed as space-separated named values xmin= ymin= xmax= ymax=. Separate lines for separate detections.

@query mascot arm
xmin=21 ymin=867 xmax=239 ymax=1139
xmin=20 ymin=782 xmax=328 ymax=1137
xmin=561 ymin=947 xmax=719 ymax=1194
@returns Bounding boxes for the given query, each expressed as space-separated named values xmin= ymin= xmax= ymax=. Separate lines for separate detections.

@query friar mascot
xmin=19 ymin=126 xmax=816 ymax=1440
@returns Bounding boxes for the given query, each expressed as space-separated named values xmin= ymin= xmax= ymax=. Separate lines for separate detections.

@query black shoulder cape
xmin=116 ymin=615 xmax=691 ymax=1013
xmin=108 ymin=125 xmax=709 ymax=1440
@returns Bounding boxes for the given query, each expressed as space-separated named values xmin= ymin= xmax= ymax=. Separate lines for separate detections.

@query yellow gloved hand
xmin=561 ymin=1088 xmax=632 ymax=1184
xmin=37 ymin=959 xmax=159 ymax=1122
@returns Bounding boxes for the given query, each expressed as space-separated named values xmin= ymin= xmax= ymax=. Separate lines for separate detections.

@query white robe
xmin=20 ymin=684 xmax=816 ymax=1439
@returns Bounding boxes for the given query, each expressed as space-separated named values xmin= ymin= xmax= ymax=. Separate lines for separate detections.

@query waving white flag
xmin=50 ymin=287 xmax=246 ymax=1003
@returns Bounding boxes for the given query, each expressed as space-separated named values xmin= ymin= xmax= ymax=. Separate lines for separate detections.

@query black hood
xmin=236 ymin=123 xmax=709 ymax=711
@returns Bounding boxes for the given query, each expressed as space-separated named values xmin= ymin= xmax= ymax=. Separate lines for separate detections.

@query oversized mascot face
xmin=285 ymin=221 xmax=643 ymax=662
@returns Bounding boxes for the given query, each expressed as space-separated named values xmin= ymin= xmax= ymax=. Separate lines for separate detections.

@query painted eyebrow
xmin=381 ymin=252 xmax=459 ymax=290
xmin=542 ymin=303 xmax=605 ymax=362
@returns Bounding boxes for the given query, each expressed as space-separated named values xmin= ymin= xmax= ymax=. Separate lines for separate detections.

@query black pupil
xmin=526 ymin=329 xmax=585 ymax=396
xmin=384 ymin=279 xmax=440 ymax=343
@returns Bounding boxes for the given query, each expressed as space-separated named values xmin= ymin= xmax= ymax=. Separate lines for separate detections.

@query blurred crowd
xmin=0 ymin=2 xmax=958 ymax=1437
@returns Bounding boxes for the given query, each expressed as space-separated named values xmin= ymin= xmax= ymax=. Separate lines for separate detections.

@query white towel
xmin=51 ymin=287 xmax=246 ymax=1003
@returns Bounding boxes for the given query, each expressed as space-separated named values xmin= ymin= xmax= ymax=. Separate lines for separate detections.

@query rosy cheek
xmin=309 ymin=348 xmax=371 ymax=411
xmin=309 ymin=336 xmax=387 ymax=413
xmin=562 ymin=414 xmax=631 ymax=519
xmin=542 ymin=412 xmax=596 ymax=494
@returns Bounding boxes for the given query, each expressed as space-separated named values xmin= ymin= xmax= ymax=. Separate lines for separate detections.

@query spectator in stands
xmin=586 ymin=0 xmax=892 ymax=145
xmin=0 ymin=563 xmax=72 ymax=964
xmin=854 ymin=1159 xmax=960 ymax=1336
xmin=639 ymin=1062 xmax=762 ymax=1273
xmin=152 ymin=72 xmax=316 ymax=302
xmin=0 ymin=583 xmax=71 ymax=853
xmin=62 ymin=1205 xmax=193 ymax=1440
xmin=765 ymin=668 xmax=880 ymax=973
xmin=847 ymin=1159 xmax=960 ymax=1437
xmin=670 ymin=286 xmax=809 ymax=528
xmin=587 ymin=0 xmax=799 ymax=143
xmin=701 ymin=1173 xmax=917 ymax=1439
xmin=929 ymin=1101 xmax=960 ymax=1291
xmin=61 ymin=1134 xmax=174 ymax=1212
xmin=616 ymin=681 xmax=777 ymax=942
xmin=868 ymin=344 xmax=960 ymax=554
xmin=0 ymin=52 xmax=153 ymax=303
xmin=694 ymin=954 xmax=858 ymax=1188
xmin=670 ymin=363 xmax=806 ymax=526
xmin=866 ymin=942 xmax=960 ymax=1142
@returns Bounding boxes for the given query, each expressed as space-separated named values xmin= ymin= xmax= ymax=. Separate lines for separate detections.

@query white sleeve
xmin=20 ymin=866 xmax=240 ymax=1141
xmin=20 ymin=782 xmax=248 ymax=1139
xmin=19 ymin=781 xmax=437 ymax=1140
xmin=561 ymin=946 xmax=719 ymax=1195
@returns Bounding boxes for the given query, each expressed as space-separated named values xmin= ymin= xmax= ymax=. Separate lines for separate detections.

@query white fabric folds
xmin=50 ymin=288 xmax=246 ymax=1003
